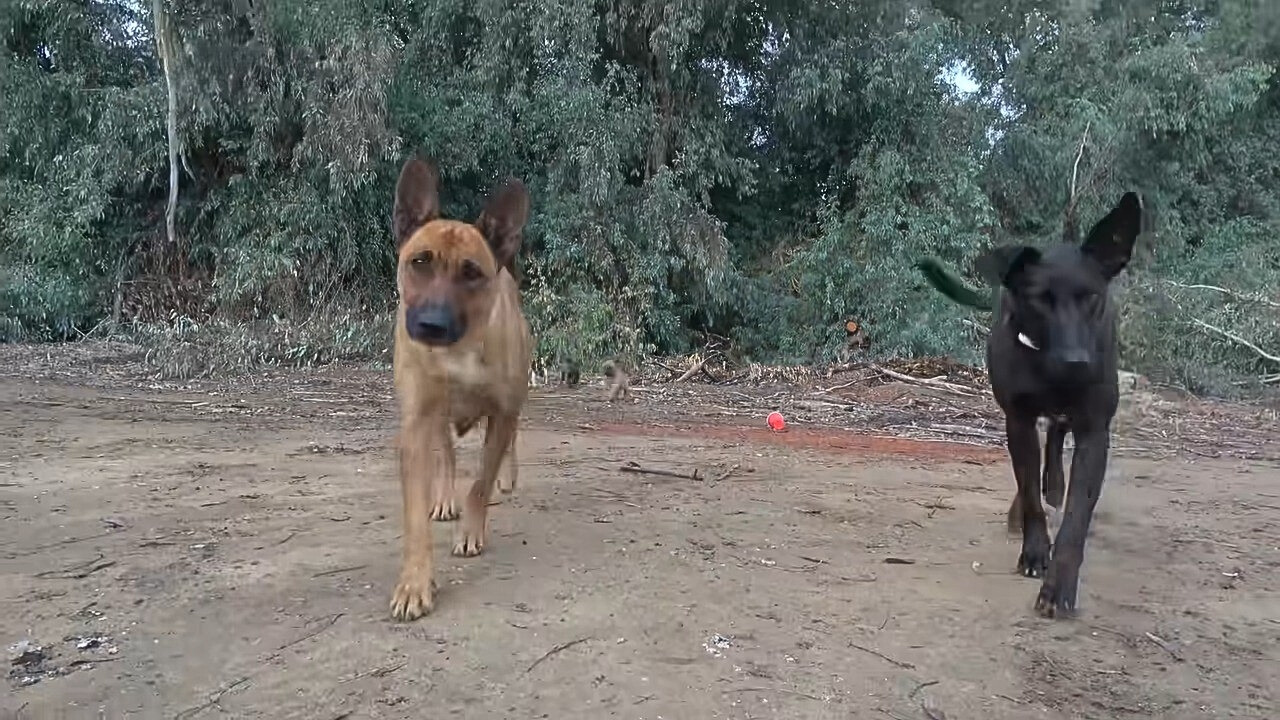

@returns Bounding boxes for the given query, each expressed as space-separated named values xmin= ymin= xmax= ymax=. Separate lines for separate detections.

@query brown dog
xmin=603 ymin=359 xmax=630 ymax=402
xmin=387 ymin=156 xmax=532 ymax=621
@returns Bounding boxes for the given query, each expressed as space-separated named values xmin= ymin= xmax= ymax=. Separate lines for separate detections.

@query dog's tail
xmin=914 ymin=258 xmax=995 ymax=311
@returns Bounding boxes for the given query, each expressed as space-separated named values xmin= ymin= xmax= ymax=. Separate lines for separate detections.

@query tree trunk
xmin=153 ymin=0 xmax=180 ymax=248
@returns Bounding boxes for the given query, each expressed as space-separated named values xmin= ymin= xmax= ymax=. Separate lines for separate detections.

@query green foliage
xmin=955 ymin=0 xmax=1279 ymax=393
xmin=2 ymin=0 xmax=1278 ymax=395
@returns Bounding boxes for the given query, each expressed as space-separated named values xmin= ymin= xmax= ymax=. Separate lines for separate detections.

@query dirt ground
xmin=2 ymin=344 xmax=1278 ymax=719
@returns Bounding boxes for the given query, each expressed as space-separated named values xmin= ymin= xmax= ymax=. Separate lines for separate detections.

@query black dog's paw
xmin=1034 ymin=577 xmax=1079 ymax=619
xmin=1016 ymin=535 xmax=1051 ymax=578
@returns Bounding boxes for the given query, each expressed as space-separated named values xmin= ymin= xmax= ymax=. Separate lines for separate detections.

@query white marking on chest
xmin=1017 ymin=333 xmax=1040 ymax=351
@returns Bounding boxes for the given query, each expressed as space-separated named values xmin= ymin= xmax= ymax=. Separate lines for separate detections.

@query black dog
xmin=917 ymin=192 xmax=1144 ymax=617
xmin=558 ymin=357 xmax=581 ymax=387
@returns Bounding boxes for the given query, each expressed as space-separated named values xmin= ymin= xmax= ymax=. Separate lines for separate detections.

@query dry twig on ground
xmin=617 ymin=461 xmax=703 ymax=481
xmin=871 ymin=365 xmax=982 ymax=397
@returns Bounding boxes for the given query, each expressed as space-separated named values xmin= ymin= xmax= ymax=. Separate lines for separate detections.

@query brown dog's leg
xmin=498 ymin=428 xmax=518 ymax=494
xmin=390 ymin=413 xmax=441 ymax=620
xmin=429 ymin=432 xmax=459 ymax=521
xmin=453 ymin=413 xmax=517 ymax=557
xmin=1007 ymin=413 xmax=1051 ymax=578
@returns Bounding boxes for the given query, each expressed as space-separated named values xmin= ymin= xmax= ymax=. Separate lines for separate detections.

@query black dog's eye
xmin=410 ymin=250 xmax=432 ymax=267
xmin=460 ymin=260 xmax=485 ymax=282
xmin=1037 ymin=291 xmax=1056 ymax=308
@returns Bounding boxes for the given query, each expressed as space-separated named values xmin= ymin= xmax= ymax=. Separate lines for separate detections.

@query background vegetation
xmin=2 ymin=0 xmax=1278 ymax=395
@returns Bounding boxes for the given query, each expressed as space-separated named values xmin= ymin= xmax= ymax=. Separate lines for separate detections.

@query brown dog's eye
xmin=411 ymin=250 xmax=432 ymax=267
xmin=460 ymin=260 xmax=485 ymax=282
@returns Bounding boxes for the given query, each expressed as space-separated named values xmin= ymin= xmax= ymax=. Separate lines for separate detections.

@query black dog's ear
xmin=975 ymin=244 xmax=1042 ymax=291
xmin=393 ymin=156 xmax=441 ymax=250
xmin=1081 ymin=192 xmax=1143 ymax=279
xmin=475 ymin=178 xmax=530 ymax=274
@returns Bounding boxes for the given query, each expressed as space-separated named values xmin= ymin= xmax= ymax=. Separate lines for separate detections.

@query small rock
xmin=8 ymin=640 xmax=46 ymax=667
xmin=68 ymin=635 xmax=112 ymax=651
xmin=703 ymin=633 xmax=733 ymax=658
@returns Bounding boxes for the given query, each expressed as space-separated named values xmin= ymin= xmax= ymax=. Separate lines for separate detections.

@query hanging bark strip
xmin=153 ymin=0 xmax=180 ymax=248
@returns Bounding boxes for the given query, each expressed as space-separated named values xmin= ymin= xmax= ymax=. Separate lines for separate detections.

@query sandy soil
xmin=1 ymin=345 xmax=1277 ymax=719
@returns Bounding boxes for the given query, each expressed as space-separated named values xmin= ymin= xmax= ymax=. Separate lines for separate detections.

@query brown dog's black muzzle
xmin=406 ymin=302 xmax=465 ymax=346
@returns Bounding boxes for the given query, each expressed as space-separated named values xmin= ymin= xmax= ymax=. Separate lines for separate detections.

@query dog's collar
xmin=1016 ymin=333 xmax=1040 ymax=351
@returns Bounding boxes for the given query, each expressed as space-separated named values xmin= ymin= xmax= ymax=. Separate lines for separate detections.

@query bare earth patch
xmin=1 ymin=343 xmax=1277 ymax=719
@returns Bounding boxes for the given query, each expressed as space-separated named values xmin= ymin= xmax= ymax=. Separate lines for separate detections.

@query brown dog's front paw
xmin=389 ymin=571 xmax=437 ymax=621
xmin=452 ymin=528 xmax=485 ymax=557
xmin=452 ymin=516 xmax=488 ymax=557
xmin=429 ymin=497 xmax=459 ymax=521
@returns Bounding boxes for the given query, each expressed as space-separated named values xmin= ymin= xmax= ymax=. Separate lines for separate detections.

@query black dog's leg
xmin=1036 ymin=423 xmax=1110 ymax=617
xmin=1042 ymin=419 xmax=1066 ymax=510
xmin=1007 ymin=414 xmax=1050 ymax=578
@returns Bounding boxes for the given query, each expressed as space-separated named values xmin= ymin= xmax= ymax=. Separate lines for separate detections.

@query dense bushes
xmin=2 ymin=0 xmax=1277 ymax=394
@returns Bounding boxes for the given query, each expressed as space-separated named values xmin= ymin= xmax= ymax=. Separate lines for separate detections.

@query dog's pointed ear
xmin=475 ymin=178 xmax=530 ymax=273
xmin=1081 ymin=192 xmax=1143 ymax=279
xmin=975 ymin=244 xmax=1042 ymax=291
xmin=393 ymin=157 xmax=441 ymax=250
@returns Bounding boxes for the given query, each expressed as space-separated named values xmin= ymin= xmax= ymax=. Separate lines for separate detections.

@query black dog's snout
xmin=1057 ymin=348 xmax=1092 ymax=368
xmin=1048 ymin=346 xmax=1094 ymax=381
xmin=407 ymin=303 xmax=464 ymax=346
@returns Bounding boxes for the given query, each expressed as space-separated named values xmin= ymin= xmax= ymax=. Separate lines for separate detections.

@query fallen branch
xmin=1189 ymin=318 xmax=1280 ymax=365
xmin=675 ymin=353 xmax=720 ymax=383
xmin=1164 ymin=280 xmax=1280 ymax=309
xmin=646 ymin=359 xmax=683 ymax=381
xmin=312 ymin=564 xmax=367 ymax=578
xmin=35 ymin=555 xmax=117 ymax=580
xmin=908 ymin=679 xmax=940 ymax=700
xmin=888 ymin=423 xmax=1002 ymax=441
xmin=728 ymin=687 xmax=826 ymax=702
xmin=870 ymin=365 xmax=981 ymax=397
xmin=174 ymin=676 xmax=251 ymax=719
xmin=525 ymin=636 xmax=592 ymax=674
xmin=264 ymin=613 xmax=344 ymax=661
xmin=67 ymin=657 xmax=121 ymax=667
xmin=961 ymin=318 xmax=989 ymax=336
xmin=847 ymin=641 xmax=915 ymax=670
xmin=617 ymin=461 xmax=702 ymax=481
xmin=1143 ymin=631 xmax=1184 ymax=662
xmin=340 ymin=660 xmax=407 ymax=683
xmin=818 ymin=378 xmax=865 ymax=394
